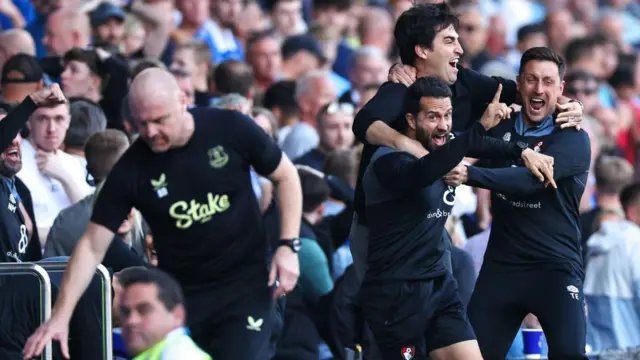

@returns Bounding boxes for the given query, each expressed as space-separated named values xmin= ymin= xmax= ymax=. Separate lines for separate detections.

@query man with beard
xmin=359 ymin=76 xmax=551 ymax=360
xmin=0 ymin=84 xmax=66 ymax=360
xmin=0 ymin=84 xmax=66 ymax=263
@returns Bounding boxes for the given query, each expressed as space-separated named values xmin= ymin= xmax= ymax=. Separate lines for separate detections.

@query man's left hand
xmin=443 ymin=163 xmax=468 ymax=187
xmin=388 ymin=63 xmax=416 ymax=87
xmin=269 ymin=245 xmax=300 ymax=299
xmin=555 ymin=102 xmax=583 ymax=130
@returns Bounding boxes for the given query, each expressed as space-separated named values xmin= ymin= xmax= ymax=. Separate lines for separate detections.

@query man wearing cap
xmin=90 ymin=2 xmax=126 ymax=49
xmin=0 ymin=54 xmax=45 ymax=107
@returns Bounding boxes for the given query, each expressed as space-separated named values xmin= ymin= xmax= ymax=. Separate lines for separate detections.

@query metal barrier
xmin=39 ymin=262 xmax=113 ymax=360
xmin=0 ymin=263 xmax=52 ymax=360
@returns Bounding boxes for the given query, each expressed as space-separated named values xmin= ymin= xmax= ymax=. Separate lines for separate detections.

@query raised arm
xmin=0 ymin=96 xmax=36 ymax=151
xmin=0 ymin=84 xmax=66 ymax=152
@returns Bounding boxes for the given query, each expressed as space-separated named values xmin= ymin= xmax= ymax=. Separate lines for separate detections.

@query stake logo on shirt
xmin=169 ymin=193 xmax=231 ymax=229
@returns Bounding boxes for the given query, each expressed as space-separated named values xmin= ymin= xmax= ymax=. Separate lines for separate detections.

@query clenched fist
xmin=29 ymin=84 xmax=66 ymax=107
xmin=479 ymin=84 xmax=512 ymax=130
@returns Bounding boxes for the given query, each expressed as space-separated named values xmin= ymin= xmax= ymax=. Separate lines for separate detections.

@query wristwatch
xmin=278 ymin=238 xmax=302 ymax=253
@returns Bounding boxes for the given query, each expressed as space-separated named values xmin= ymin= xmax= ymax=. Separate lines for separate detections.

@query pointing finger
xmin=492 ymin=83 xmax=503 ymax=103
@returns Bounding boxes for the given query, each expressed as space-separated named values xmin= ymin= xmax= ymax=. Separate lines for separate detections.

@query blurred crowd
xmin=1 ymin=0 xmax=640 ymax=358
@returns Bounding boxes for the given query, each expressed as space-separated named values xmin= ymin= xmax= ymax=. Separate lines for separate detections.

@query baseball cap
xmin=1 ymin=53 xmax=44 ymax=85
xmin=281 ymin=35 xmax=327 ymax=65
xmin=90 ymin=2 xmax=125 ymax=27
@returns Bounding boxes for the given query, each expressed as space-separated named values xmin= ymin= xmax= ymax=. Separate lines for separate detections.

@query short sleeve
xmin=90 ymin=147 xmax=139 ymax=233
xmin=229 ymin=111 xmax=283 ymax=176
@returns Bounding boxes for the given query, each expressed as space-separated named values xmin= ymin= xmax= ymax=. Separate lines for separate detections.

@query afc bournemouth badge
xmin=533 ymin=141 xmax=544 ymax=152
xmin=402 ymin=346 xmax=415 ymax=359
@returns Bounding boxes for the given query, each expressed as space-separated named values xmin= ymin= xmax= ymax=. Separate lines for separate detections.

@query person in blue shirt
xmin=457 ymin=47 xmax=591 ymax=360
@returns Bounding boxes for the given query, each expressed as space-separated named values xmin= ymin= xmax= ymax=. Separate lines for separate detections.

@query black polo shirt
xmin=351 ymin=65 xmax=518 ymax=225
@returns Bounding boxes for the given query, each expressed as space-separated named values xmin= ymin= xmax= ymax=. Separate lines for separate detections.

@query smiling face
xmin=517 ymin=59 xmax=565 ymax=124
xmin=415 ymin=25 xmax=463 ymax=85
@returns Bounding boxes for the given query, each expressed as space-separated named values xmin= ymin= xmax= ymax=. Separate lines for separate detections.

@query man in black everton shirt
xmin=360 ymin=76 xmax=552 ymax=360
xmin=24 ymin=69 xmax=304 ymax=360
xmin=456 ymin=47 xmax=590 ymax=359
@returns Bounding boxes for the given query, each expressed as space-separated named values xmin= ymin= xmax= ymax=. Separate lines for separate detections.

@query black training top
xmin=92 ymin=107 xmax=283 ymax=291
xmin=352 ymin=66 xmax=518 ymax=225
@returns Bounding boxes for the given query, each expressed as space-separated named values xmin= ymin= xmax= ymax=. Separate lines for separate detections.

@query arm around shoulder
xmin=353 ymin=82 xmax=407 ymax=145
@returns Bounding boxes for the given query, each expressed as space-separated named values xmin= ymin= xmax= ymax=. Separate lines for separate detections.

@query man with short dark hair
xmin=352 ymin=1 xmax=579 ymax=289
xmin=361 ymin=75 xmax=551 ymax=360
xmin=246 ymin=30 xmax=283 ymax=93
xmin=263 ymin=80 xmax=298 ymax=144
xmin=45 ymin=129 xmax=131 ymax=258
xmin=459 ymin=47 xmax=591 ymax=359
xmin=64 ymin=99 xmax=108 ymax=168
xmin=118 ymin=267 xmax=211 ymax=359
xmin=210 ymin=59 xmax=255 ymax=102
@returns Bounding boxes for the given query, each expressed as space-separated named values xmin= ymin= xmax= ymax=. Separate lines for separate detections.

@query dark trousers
xmin=186 ymin=283 xmax=275 ymax=360
xmin=468 ymin=267 xmax=588 ymax=360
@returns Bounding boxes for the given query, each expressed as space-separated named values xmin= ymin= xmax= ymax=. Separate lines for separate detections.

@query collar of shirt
xmin=514 ymin=111 xmax=554 ymax=137
xmin=0 ymin=175 xmax=21 ymax=203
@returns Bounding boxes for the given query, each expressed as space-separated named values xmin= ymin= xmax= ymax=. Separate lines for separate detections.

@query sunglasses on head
xmin=326 ymin=102 xmax=355 ymax=116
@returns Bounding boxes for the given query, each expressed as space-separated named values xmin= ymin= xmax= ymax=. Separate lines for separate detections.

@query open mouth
xmin=4 ymin=148 xmax=19 ymax=162
xmin=433 ymin=134 xmax=447 ymax=146
xmin=529 ymin=97 xmax=546 ymax=113
xmin=448 ymin=58 xmax=459 ymax=71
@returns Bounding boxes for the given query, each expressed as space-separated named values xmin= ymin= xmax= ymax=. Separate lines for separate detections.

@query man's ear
xmin=414 ymin=45 xmax=428 ymax=60
xmin=515 ymin=75 xmax=520 ymax=92
xmin=406 ymin=113 xmax=417 ymax=131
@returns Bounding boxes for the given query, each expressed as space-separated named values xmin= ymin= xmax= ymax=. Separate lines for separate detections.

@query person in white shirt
xmin=17 ymin=102 xmax=92 ymax=246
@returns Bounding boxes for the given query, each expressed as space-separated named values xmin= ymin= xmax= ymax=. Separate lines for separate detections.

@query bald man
xmin=24 ymin=68 xmax=304 ymax=360
xmin=0 ymin=29 xmax=36 ymax=71
xmin=43 ymin=8 xmax=91 ymax=56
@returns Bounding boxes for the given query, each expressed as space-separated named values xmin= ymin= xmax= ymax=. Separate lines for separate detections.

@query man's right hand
xmin=388 ymin=63 xmax=416 ymax=87
xmin=521 ymin=149 xmax=556 ymax=189
xmin=479 ymin=84 xmax=511 ymax=130
xmin=29 ymin=84 xmax=66 ymax=107
xmin=23 ymin=313 xmax=71 ymax=359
